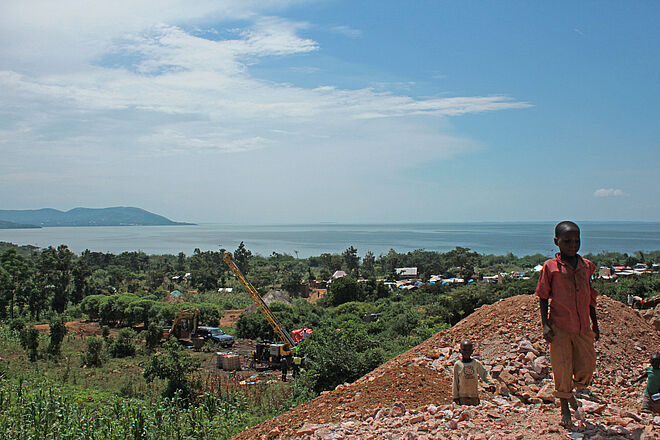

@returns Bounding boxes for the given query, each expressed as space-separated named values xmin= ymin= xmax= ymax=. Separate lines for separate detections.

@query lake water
xmin=0 ymin=222 xmax=659 ymax=258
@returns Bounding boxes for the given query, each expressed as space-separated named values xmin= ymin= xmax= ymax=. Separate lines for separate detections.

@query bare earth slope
xmin=232 ymin=295 xmax=659 ymax=440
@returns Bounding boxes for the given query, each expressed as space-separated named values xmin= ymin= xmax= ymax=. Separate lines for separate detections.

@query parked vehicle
xmin=196 ymin=326 xmax=235 ymax=348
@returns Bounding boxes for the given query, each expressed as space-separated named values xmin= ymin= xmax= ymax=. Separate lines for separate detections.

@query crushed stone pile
xmin=232 ymin=295 xmax=660 ymax=440
xmin=162 ymin=293 xmax=187 ymax=304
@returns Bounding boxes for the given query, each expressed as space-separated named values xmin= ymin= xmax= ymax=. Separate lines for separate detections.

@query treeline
xmin=1 ymin=240 xmax=658 ymax=326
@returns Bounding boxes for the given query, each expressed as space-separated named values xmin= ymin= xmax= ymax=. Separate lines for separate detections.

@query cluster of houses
xmin=166 ymin=261 xmax=659 ymax=300
xmin=597 ymin=263 xmax=660 ymax=280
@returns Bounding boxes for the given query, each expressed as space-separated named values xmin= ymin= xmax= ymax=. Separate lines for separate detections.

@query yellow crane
xmin=223 ymin=252 xmax=295 ymax=368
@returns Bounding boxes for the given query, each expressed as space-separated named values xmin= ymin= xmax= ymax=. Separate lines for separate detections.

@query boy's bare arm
xmin=539 ymin=298 xmax=554 ymax=341
xmin=589 ymin=305 xmax=600 ymax=341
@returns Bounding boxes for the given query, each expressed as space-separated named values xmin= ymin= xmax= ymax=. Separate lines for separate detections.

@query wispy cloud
xmin=329 ymin=25 xmax=363 ymax=38
xmin=594 ymin=188 xmax=627 ymax=197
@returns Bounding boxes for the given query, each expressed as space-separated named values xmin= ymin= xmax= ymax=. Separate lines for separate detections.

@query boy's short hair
xmin=555 ymin=221 xmax=580 ymax=238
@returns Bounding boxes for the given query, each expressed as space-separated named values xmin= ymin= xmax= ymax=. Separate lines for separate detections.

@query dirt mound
xmin=231 ymin=295 xmax=660 ymax=440
xmin=245 ymin=290 xmax=292 ymax=313
xmin=220 ymin=309 xmax=244 ymax=327
xmin=34 ymin=320 xmax=117 ymax=337
xmin=162 ymin=293 xmax=188 ymax=304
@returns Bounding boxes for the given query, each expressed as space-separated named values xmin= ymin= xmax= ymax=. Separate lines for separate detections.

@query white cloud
xmin=329 ymin=25 xmax=363 ymax=38
xmin=594 ymin=188 xmax=627 ymax=197
xmin=0 ymin=1 xmax=533 ymax=221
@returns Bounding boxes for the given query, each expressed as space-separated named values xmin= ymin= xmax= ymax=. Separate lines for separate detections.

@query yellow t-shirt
xmin=452 ymin=359 xmax=493 ymax=399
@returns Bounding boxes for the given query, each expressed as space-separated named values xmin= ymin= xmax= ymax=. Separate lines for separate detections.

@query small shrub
xmin=47 ymin=317 xmax=67 ymax=357
xmin=101 ymin=326 xmax=110 ymax=340
xmin=9 ymin=318 xmax=25 ymax=333
xmin=19 ymin=327 xmax=40 ymax=362
xmin=144 ymin=340 xmax=200 ymax=399
xmin=144 ymin=322 xmax=162 ymax=351
xmin=109 ymin=328 xmax=136 ymax=358
xmin=82 ymin=336 xmax=104 ymax=367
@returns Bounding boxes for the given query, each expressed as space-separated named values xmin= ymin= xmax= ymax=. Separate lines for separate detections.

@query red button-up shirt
xmin=535 ymin=254 xmax=598 ymax=334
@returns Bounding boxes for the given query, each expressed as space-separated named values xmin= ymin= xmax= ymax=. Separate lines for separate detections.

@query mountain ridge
xmin=0 ymin=207 xmax=193 ymax=228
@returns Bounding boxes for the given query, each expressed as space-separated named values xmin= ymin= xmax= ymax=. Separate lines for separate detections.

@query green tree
xmin=109 ymin=328 xmax=137 ymax=358
xmin=190 ymin=248 xmax=224 ymax=291
xmin=235 ymin=311 xmax=273 ymax=341
xmin=320 ymin=253 xmax=342 ymax=272
xmin=82 ymin=336 xmax=104 ymax=367
xmin=176 ymin=252 xmax=186 ymax=272
xmin=0 ymin=266 xmax=10 ymax=319
xmin=71 ymin=259 xmax=91 ymax=304
xmin=233 ymin=242 xmax=252 ymax=275
xmin=47 ymin=317 xmax=67 ymax=357
xmin=326 ymin=276 xmax=363 ymax=306
xmin=144 ymin=322 xmax=162 ymax=352
xmin=38 ymin=245 xmax=73 ymax=314
xmin=9 ymin=317 xmax=25 ymax=333
xmin=1 ymin=248 xmax=31 ymax=319
xmin=88 ymin=269 xmax=112 ymax=295
xmin=20 ymin=327 xmax=40 ymax=362
xmin=146 ymin=270 xmax=165 ymax=291
xmin=282 ymin=270 xmax=303 ymax=297
xmin=304 ymin=324 xmax=385 ymax=393
xmin=362 ymin=251 xmax=375 ymax=278
xmin=25 ymin=279 xmax=47 ymax=321
xmin=144 ymin=340 xmax=201 ymax=399
xmin=342 ymin=246 xmax=360 ymax=277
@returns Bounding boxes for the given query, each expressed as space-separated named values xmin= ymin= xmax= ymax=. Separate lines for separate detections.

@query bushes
xmin=326 ymin=276 xmax=364 ymax=306
xmin=8 ymin=318 xmax=25 ymax=333
xmin=82 ymin=336 xmax=104 ymax=367
xmin=109 ymin=328 xmax=137 ymax=358
xmin=144 ymin=340 xmax=200 ymax=399
xmin=303 ymin=324 xmax=386 ymax=394
xmin=19 ymin=327 xmax=40 ymax=362
xmin=47 ymin=317 xmax=67 ymax=357
xmin=236 ymin=311 xmax=273 ymax=341
xmin=144 ymin=322 xmax=162 ymax=351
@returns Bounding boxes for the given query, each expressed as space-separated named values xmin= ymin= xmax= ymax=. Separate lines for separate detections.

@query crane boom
xmin=223 ymin=252 xmax=296 ymax=349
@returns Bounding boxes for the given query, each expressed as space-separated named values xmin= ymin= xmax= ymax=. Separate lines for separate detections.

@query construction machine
xmin=223 ymin=252 xmax=297 ymax=369
xmin=163 ymin=308 xmax=200 ymax=346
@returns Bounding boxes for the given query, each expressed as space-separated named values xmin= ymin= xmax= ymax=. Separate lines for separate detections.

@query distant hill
xmin=0 ymin=207 xmax=193 ymax=227
xmin=0 ymin=219 xmax=41 ymax=229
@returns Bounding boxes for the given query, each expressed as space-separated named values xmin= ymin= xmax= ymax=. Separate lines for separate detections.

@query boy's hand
xmin=542 ymin=323 xmax=554 ymax=342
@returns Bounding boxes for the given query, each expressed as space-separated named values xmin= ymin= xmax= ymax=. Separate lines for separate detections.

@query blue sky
xmin=1 ymin=0 xmax=658 ymax=223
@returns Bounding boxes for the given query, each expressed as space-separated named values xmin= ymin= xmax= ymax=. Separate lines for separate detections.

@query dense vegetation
xmin=0 ymin=240 xmax=658 ymax=439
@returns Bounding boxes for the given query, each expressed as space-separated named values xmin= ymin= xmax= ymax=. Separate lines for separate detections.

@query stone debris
xmin=232 ymin=295 xmax=660 ymax=440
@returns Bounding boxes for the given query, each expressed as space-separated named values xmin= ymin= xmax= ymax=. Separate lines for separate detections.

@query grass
xmin=0 ymin=324 xmax=309 ymax=440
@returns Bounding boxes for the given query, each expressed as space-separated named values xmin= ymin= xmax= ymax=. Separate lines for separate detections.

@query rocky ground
xmin=231 ymin=294 xmax=660 ymax=440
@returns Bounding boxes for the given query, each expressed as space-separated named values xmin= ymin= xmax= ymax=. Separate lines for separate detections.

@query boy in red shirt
xmin=535 ymin=221 xmax=600 ymax=426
